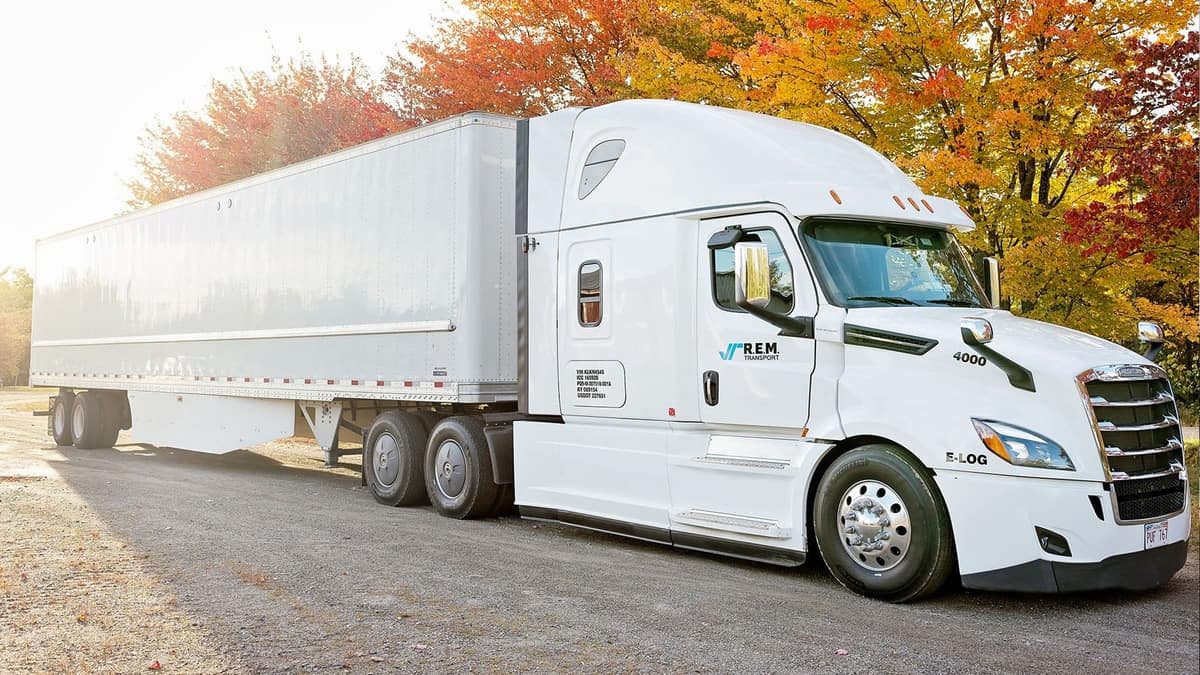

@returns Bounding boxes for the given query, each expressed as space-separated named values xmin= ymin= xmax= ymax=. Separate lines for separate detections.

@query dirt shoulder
xmin=0 ymin=391 xmax=235 ymax=672
xmin=1 ymin=388 xmax=1198 ymax=673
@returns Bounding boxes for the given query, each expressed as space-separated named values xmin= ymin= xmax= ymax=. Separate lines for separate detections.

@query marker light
xmin=971 ymin=419 xmax=1075 ymax=471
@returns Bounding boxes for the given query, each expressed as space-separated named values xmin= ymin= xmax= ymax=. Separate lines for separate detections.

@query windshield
xmin=800 ymin=218 xmax=988 ymax=308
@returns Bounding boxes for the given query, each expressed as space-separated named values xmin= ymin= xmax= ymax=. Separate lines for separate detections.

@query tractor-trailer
xmin=31 ymin=99 xmax=1191 ymax=601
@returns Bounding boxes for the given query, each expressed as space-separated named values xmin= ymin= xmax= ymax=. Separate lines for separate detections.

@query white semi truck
xmin=31 ymin=100 xmax=1190 ymax=601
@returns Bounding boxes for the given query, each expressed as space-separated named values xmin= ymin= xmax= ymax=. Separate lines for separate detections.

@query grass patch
xmin=6 ymin=400 xmax=45 ymax=413
xmin=0 ymin=387 xmax=55 ymax=413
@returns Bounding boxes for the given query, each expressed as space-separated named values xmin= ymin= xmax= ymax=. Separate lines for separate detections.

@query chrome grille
xmin=1078 ymin=364 xmax=1186 ymax=523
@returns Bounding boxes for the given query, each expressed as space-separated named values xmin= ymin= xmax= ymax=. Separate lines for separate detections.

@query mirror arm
xmin=735 ymin=298 xmax=814 ymax=338
xmin=1143 ymin=343 xmax=1163 ymax=362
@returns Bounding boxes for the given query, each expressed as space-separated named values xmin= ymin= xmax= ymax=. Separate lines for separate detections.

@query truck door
xmin=695 ymin=212 xmax=817 ymax=428
xmin=663 ymin=211 xmax=819 ymax=553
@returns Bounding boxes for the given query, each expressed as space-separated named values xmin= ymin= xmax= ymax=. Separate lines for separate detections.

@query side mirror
xmin=983 ymin=257 xmax=1000 ymax=309
xmin=1137 ymin=321 xmax=1164 ymax=362
xmin=961 ymin=317 xmax=994 ymax=346
xmin=734 ymin=242 xmax=771 ymax=309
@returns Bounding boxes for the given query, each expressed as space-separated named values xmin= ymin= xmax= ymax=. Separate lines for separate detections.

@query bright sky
xmin=0 ymin=0 xmax=456 ymax=274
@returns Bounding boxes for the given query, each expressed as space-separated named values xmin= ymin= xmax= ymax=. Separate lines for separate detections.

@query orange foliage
xmin=128 ymin=53 xmax=404 ymax=207
xmin=384 ymin=0 xmax=650 ymax=123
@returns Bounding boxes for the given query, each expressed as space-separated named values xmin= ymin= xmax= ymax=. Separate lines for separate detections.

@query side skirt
xmin=519 ymin=506 xmax=805 ymax=567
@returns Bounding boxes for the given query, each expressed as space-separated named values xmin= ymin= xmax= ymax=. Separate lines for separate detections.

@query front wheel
xmin=813 ymin=443 xmax=955 ymax=603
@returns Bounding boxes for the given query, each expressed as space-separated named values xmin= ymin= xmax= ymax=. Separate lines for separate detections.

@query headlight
xmin=971 ymin=419 xmax=1075 ymax=471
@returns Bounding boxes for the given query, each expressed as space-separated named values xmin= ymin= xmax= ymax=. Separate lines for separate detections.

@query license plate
xmin=1144 ymin=521 xmax=1169 ymax=550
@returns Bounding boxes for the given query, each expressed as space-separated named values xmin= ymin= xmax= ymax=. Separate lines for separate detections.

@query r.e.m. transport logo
xmin=719 ymin=342 xmax=780 ymax=361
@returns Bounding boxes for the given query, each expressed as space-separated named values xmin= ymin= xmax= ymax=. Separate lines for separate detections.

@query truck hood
xmin=844 ymin=307 xmax=1150 ymax=378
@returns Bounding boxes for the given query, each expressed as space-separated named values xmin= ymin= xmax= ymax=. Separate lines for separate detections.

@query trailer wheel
xmin=424 ymin=416 xmax=498 ymax=519
xmin=363 ymin=411 xmax=429 ymax=506
xmin=812 ymin=443 xmax=955 ymax=603
xmin=98 ymin=410 xmax=121 ymax=448
xmin=71 ymin=391 xmax=111 ymax=449
xmin=51 ymin=391 xmax=75 ymax=447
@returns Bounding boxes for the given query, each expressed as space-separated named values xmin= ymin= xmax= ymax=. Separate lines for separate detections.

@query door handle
xmin=703 ymin=370 xmax=719 ymax=406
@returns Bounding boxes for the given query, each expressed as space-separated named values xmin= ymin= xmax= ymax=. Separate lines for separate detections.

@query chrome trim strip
xmin=31 ymin=320 xmax=456 ymax=347
xmin=1075 ymin=368 xmax=1113 ymax=481
xmin=672 ymin=509 xmax=791 ymax=538
xmin=1089 ymin=392 xmax=1174 ymax=407
xmin=1105 ymin=439 xmax=1184 ymax=457
xmin=1109 ymin=462 xmax=1184 ymax=482
xmin=1080 ymin=363 xmax=1168 ymax=382
xmin=1096 ymin=415 xmax=1179 ymax=433
xmin=694 ymin=454 xmax=791 ymax=470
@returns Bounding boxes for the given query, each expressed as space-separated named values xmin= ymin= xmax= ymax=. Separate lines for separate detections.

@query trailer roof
xmin=39 ymin=111 xmax=520 ymax=244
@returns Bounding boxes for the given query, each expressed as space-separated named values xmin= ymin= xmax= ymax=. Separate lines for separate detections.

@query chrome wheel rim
xmin=434 ymin=439 xmax=467 ymax=499
xmin=71 ymin=402 xmax=86 ymax=441
xmin=372 ymin=433 xmax=400 ymax=488
xmin=838 ymin=480 xmax=912 ymax=572
xmin=54 ymin=400 xmax=68 ymax=437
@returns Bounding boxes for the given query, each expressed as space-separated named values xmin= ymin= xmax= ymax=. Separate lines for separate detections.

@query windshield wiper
xmin=847 ymin=295 xmax=920 ymax=306
xmin=926 ymin=298 xmax=979 ymax=307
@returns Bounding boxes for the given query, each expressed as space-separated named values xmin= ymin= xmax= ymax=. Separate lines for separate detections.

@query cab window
xmin=578 ymin=261 xmax=603 ymax=326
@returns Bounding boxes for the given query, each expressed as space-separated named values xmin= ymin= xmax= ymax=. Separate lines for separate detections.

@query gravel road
xmin=2 ymin=388 xmax=1197 ymax=673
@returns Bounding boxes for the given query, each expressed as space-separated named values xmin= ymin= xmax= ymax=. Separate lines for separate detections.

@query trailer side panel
xmin=30 ymin=115 xmax=518 ymax=404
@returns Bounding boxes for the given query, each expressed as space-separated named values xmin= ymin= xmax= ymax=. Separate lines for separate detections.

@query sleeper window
xmin=711 ymin=229 xmax=794 ymax=313
xmin=578 ymin=261 xmax=603 ymax=326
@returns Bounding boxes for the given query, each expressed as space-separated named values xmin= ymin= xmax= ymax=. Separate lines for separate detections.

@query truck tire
xmin=71 ymin=391 xmax=110 ymax=450
xmin=51 ymin=391 xmax=75 ymax=447
xmin=363 ymin=411 xmax=429 ymax=506
xmin=424 ymin=416 xmax=498 ymax=519
xmin=813 ymin=443 xmax=955 ymax=603
xmin=98 ymin=409 xmax=121 ymax=448
xmin=92 ymin=390 xmax=125 ymax=448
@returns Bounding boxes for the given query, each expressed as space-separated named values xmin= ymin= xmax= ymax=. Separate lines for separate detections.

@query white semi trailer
xmin=31 ymin=100 xmax=1190 ymax=601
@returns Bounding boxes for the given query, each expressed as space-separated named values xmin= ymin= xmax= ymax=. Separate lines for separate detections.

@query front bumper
xmin=936 ymin=469 xmax=1191 ymax=593
xmin=961 ymin=540 xmax=1188 ymax=593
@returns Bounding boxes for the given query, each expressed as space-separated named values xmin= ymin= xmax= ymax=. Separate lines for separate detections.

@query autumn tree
xmin=622 ymin=0 xmax=1196 ymax=400
xmin=1065 ymin=32 xmax=1197 ymax=259
xmin=129 ymin=53 xmax=405 ymax=207
xmin=384 ymin=0 xmax=649 ymax=123
xmin=0 ymin=267 xmax=33 ymax=387
xmin=1064 ymin=33 xmax=1199 ymax=400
